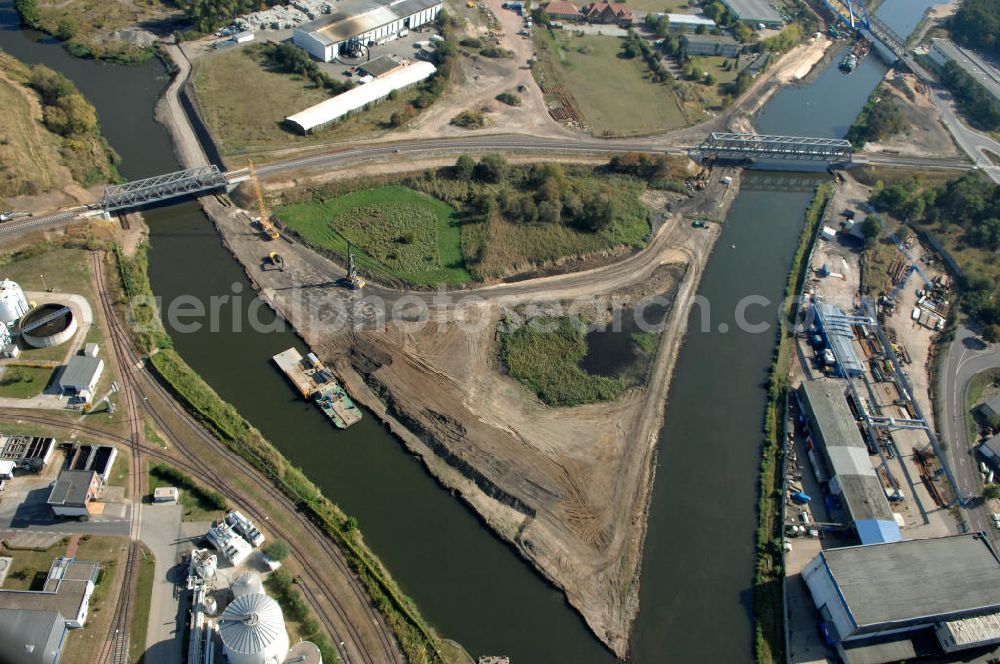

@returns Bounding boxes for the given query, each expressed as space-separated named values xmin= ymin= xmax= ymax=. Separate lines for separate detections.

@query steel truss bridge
xmin=695 ymin=133 xmax=853 ymax=163
xmin=101 ymin=165 xmax=228 ymax=212
xmin=821 ymin=0 xmax=907 ymax=58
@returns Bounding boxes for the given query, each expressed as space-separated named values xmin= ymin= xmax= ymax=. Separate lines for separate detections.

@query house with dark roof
xmin=583 ymin=2 xmax=633 ymax=25
xmin=46 ymin=469 xmax=100 ymax=518
xmin=541 ymin=0 xmax=581 ymax=21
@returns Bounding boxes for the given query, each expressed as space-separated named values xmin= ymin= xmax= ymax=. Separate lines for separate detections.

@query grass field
xmin=276 ymin=185 xmax=472 ymax=285
xmin=191 ymin=45 xmax=421 ymax=156
xmin=0 ymin=366 xmax=54 ymax=398
xmin=499 ymin=316 xmax=627 ymax=406
xmin=532 ymin=31 xmax=687 ymax=136
xmin=148 ymin=464 xmax=226 ymax=522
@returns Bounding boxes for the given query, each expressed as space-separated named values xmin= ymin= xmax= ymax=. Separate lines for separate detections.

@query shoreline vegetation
xmin=112 ymin=247 xmax=452 ymax=664
xmin=0 ymin=49 xmax=119 ymax=201
xmin=754 ymin=181 xmax=833 ymax=664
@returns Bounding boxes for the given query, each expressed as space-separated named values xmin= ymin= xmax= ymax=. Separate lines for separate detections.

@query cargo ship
xmin=840 ymin=37 xmax=871 ymax=73
xmin=272 ymin=347 xmax=362 ymax=428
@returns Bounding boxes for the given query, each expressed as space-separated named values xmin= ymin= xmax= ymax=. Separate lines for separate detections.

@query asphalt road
xmin=938 ymin=321 xmax=1000 ymax=534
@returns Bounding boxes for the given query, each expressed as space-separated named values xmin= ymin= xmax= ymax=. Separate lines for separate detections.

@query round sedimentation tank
xmin=219 ymin=592 xmax=290 ymax=664
xmin=19 ymin=303 xmax=76 ymax=348
xmin=0 ymin=279 xmax=29 ymax=324
xmin=231 ymin=571 xmax=263 ymax=598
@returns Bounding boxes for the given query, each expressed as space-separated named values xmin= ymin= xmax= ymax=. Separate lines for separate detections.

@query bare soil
xmin=201 ymin=162 xmax=738 ymax=656
xmin=862 ymin=72 xmax=960 ymax=159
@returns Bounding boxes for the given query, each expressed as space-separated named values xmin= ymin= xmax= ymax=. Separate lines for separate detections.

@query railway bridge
xmin=694 ymin=133 xmax=854 ymax=164
xmin=101 ymin=165 xmax=229 ymax=212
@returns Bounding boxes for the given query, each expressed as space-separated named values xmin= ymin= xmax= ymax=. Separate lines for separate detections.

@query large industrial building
xmin=803 ymin=534 xmax=1000 ymax=663
xmin=0 ymin=557 xmax=100 ymax=664
xmin=797 ymin=380 xmax=902 ymax=545
xmin=292 ymin=0 xmax=442 ymax=62
xmin=813 ymin=301 xmax=865 ymax=377
xmin=719 ymin=0 xmax=782 ymax=27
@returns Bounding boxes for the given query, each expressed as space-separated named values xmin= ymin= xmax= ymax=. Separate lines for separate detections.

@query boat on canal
xmin=272 ymin=347 xmax=362 ymax=428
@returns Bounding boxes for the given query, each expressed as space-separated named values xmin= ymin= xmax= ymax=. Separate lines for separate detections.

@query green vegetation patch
xmin=0 ymin=366 xmax=53 ymax=398
xmin=148 ymin=463 xmax=227 ymax=521
xmin=847 ymin=86 xmax=906 ymax=149
xmin=277 ymin=185 xmax=471 ymax=285
xmin=128 ymin=546 xmax=155 ymax=664
xmin=499 ymin=316 xmax=626 ymax=406
xmin=265 ymin=570 xmax=339 ymax=663
xmin=532 ymin=31 xmax=686 ymax=136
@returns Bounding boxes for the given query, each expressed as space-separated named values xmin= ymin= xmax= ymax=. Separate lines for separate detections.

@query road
xmin=938 ymin=321 xmax=1000 ymax=535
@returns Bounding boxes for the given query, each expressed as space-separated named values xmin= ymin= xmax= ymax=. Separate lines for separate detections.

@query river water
xmin=0 ymin=1 xmax=937 ymax=661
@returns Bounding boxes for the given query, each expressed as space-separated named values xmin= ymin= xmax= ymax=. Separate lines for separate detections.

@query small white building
xmin=153 ymin=486 xmax=179 ymax=503
xmin=0 ymin=459 xmax=14 ymax=480
xmin=207 ymin=521 xmax=252 ymax=566
xmin=231 ymin=30 xmax=255 ymax=43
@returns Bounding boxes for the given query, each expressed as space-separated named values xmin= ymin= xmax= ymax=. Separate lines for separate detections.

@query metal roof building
xmin=286 ymin=60 xmax=437 ymax=132
xmin=0 ymin=609 xmax=67 ymax=664
xmin=797 ymin=380 xmax=901 ymax=545
xmin=815 ymin=302 xmax=864 ymax=377
xmin=293 ymin=0 xmax=442 ymax=62
xmin=719 ymin=0 xmax=782 ymax=26
xmin=56 ymin=355 xmax=104 ymax=399
xmin=803 ymin=534 xmax=1000 ymax=657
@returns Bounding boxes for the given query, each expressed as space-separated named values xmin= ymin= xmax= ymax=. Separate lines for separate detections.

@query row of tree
xmin=622 ymin=30 xmax=671 ymax=83
xmin=939 ymin=60 xmax=1000 ymax=131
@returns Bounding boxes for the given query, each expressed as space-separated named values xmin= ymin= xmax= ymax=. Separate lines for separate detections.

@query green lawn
xmin=128 ymin=546 xmax=156 ymax=664
xmin=147 ymin=465 xmax=225 ymax=522
xmin=276 ymin=185 xmax=472 ymax=285
xmin=499 ymin=316 xmax=627 ymax=406
xmin=0 ymin=366 xmax=53 ymax=398
xmin=532 ymin=31 xmax=687 ymax=136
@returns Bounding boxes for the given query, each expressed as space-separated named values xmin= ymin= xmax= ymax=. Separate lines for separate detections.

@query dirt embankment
xmin=192 ymin=165 xmax=738 ymax=657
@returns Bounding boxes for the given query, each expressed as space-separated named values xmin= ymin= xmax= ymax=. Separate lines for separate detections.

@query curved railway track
xmin=88 ymin=253 xmax=402 ymax=664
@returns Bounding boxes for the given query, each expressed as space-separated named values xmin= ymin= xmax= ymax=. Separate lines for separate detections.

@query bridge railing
xmin=102 ymin=165 xmax=228 ymax=212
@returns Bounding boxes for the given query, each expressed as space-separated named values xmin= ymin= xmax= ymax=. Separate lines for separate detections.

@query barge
xmin=272 ymin=347 xmax=362 ymax=428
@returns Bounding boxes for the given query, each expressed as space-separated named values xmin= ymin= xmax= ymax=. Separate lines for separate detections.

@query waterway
xmin=0 ymin=0 xmax=939 ymax=661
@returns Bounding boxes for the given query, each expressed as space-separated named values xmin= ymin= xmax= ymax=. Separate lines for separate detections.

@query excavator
xmin=247 ymin=160 xmax=280 ymax=241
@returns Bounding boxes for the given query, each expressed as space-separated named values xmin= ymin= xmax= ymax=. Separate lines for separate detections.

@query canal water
xmin=0 ymin=0 xmax=939 ymax=661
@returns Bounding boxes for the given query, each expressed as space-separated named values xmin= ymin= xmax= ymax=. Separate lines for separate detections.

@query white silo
xmin=0 ymin=279 xmax=29 ymax=324
xmin=219 ymin=592 xmax=290 ymax=664
xmin=231 ymin=571 xmax=263 ymax=598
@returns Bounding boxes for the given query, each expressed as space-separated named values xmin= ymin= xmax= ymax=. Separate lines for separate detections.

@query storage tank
xmin=286 ymin=640 xmax=323 ymax=664
xmin=0 ymin=279 xmax=29 ymax=324
xmin=219 ymin=593 xmax=290 ymax=664
xmin=19 ymin=303 xmax=76 ymax=348
xmin=231 ymin=571 xmax=263 ymax=598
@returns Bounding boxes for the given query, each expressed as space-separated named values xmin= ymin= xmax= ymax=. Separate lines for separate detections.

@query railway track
xmin=91 ymin=252 xmax=144 ymax=664
xmin=88 ymin=252 xmax=402 ymax=664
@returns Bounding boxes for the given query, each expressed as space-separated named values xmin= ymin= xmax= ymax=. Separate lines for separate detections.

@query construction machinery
xmin=266 ymin=251 xmax=284 ymax=271
xmin=247 ymin=161 xmax=280 ymax=241
xmin=346 ymin=240 xmax=366 ymax=289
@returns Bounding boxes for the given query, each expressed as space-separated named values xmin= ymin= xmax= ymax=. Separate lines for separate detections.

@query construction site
xmin=782 ymin=173 xmax=974 ymax=664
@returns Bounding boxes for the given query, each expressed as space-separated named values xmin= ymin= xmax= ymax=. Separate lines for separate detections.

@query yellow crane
xmin=247 ymin=160 xmax=280 ymax=241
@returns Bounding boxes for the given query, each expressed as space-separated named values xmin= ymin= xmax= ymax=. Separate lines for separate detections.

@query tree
xmin=984 ymin=324 xmax=1000 ymax=344
xmin=345 ymin=515 xmax=358 ymax=533
xmin=262 ymin=540 xmax=290 ymax=561
xmin=453 ymin=154 xmax=475 ymax=180
xmin=56 ymin=17 xmax=77 ymax=41
xmin=861 ymin=215 xmax=883 ymax=247
xmin=474 ymin=153 xmax=507 ymax=183
xmin=984 ymin=483 xmax=1000 ymax=501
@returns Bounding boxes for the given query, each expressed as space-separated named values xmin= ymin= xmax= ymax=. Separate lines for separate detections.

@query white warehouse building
xmin=293 ymin=0 xmax=442 ymax=62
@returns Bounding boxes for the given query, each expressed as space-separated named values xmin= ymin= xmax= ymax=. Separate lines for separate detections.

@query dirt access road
xmin=204 ymin=164 xmax=739 ymax=656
